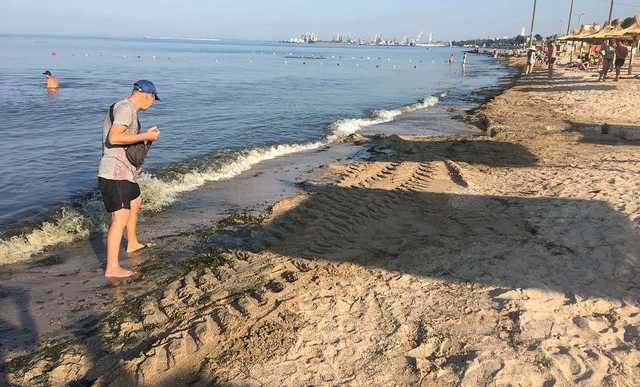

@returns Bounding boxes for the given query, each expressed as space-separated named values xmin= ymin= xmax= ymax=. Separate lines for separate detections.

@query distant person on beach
xmin=42 ymin=70 xmax=59 ymax=89
xmin=448 ymin=54 xmax=455 ymax=64
xmin=547 ymin=41 xmax=557 ymax=79
xmin=600 ymin=41 xmax=614 ymax=81
xmin=98 ymin=80 xmax=160 ymax=278
xmin=461 ymin=52 xmax=468 ymax=72
xmin=614 ymin=41 xmax=629 ymax=81
xmin=525 ymin=47 xmax=536 ymax=76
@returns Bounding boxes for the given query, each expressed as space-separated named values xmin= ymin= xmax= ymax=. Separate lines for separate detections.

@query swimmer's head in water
xmin=43 ymin=70 xmax=59 ymax=89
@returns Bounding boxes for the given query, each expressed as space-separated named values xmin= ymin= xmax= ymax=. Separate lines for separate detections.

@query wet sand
xmin=3 ymin=63 xmax=640 ymax=386
xmin=0 ymin=144 xmax=361 ymax=357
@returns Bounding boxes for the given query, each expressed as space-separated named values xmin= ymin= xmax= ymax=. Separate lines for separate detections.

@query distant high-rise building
xmin=428 ymin=32 xmax=433 ymax=43
xmin=521 ymin=27 xmax=526 ymax=36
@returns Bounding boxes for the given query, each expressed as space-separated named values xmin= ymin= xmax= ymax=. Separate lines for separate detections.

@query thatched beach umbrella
xmin=561 ymin=24 xmax=601 ymax=60
xmin=587 ymin=18 xmax=624 ymax=40
xmin=600 ymin=16 xmax=640 ymax=39
xmin=558 ymin=24 xmax=600 ymax=62
xmin=558 ymin=27 xmax=581 ymax=41
xmin=571 ymin=24 xmax=602 ymax=41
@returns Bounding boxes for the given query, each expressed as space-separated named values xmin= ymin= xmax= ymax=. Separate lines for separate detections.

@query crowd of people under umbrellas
xmin=524 ymin=39 xmax=631 ymax=82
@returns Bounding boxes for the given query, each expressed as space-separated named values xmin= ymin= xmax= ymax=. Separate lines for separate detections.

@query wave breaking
xmin=0 ymin=95 xmax=440 ymax=264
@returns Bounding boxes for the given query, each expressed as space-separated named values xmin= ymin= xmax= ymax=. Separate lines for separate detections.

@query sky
xmin=2 ymin=0 xmax=640 ymax=41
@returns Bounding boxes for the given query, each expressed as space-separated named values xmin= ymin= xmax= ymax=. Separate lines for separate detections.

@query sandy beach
xmin=3 ymin=60 xmax=640 ymax=386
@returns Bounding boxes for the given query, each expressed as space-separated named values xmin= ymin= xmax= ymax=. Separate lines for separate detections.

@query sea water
xmin=0 ymin=35 xmax=514 ymax=263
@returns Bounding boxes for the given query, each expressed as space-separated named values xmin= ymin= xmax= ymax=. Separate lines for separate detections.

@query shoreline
xmin=0 ymin=56 xmax=520 ymax=370
xmin=0 ymin=94 xmax=452 ymax=266
xmin=4 ymin=61 xmax=640 ymax=385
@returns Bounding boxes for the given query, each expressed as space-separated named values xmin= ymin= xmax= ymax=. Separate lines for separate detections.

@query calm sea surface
xmin=0 ymin=35 xmax=513 ymax=238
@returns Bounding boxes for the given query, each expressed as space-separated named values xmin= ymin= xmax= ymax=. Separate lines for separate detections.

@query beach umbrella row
xmin=557 ymin=15 xmax=640 ymax=76
xmin=559 ymin=15 xmax=640 ymax=41
xmin=603 ymin=16 xmax=640 ymax=39
xmin=558 ymin=23 xmax=601 ymax=41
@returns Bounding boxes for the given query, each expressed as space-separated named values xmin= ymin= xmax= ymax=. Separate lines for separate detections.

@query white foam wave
xmin=0 ymin=95 xmax=441 ymax=264
xmin=138 ymin=141 xmax=326 ymax=212
xmin=0 ymin=142 xmax=326 ymax=265
xmin=327 ymin=95 xmax=439 ymax=140
xmin=0 ymin=208 xmax=94 ymax=265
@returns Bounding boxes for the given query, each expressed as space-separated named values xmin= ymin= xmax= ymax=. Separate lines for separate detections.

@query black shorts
xmin=615 ymin=58 xmax=626 ymax=68
xmin=98 ymin=177 xmax=141 ymax=213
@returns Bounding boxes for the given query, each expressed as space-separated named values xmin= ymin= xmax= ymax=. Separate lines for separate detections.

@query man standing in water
xmin=98 ymin=80 xmax=160 ymax=278
xmin=461 ymin=52 xmax=468 ymax=73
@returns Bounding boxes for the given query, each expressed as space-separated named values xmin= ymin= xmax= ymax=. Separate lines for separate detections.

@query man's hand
xmin=145 ymin=127 xmax=160 ymax=142
xmin=135 ymin=167 xmax=142 ymax=177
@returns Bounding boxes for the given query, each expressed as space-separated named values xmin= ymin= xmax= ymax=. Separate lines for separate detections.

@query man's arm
xmin=108 ymin=124 xmax=156 ymax=145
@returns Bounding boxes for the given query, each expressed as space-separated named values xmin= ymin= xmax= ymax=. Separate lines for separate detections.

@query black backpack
xmin=107 ymin=103 xmax=152 ymax=168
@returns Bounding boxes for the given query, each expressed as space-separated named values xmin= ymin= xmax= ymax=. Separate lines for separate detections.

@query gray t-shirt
xmin=603 ymin=46 xmax=614 ymax=60
xmin=97 ymin=99 xmax=139 ymax=182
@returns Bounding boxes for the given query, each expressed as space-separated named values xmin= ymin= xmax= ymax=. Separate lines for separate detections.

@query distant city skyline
xmin=2 ymin=0 xmax=638 ymax=41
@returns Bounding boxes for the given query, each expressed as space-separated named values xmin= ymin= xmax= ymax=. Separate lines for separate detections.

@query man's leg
xmin=126 ymin=195 xmax=146 ymax=253
xmin=105 ymin=209 xmax=133 ymax=277
xmin=599 ymin=61 xmax=605 ymax=80
xmin=615 ymin=64 xmax=621 ymax=81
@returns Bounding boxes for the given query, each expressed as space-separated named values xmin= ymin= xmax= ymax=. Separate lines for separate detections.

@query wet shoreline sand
xmin=3 ymin=60 xmax=640 ymax=385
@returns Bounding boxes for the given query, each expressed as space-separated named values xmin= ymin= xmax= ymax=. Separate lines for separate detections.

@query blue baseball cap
xmin=133 ymin=80 xmax=160 ymax=100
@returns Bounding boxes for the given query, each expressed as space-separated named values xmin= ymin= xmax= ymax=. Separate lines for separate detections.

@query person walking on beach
xmin=525 ymin=47 xmax=536 ymax=76
xmin=600 ymin=41 xmax=614 ymax=81
xmin=547 ymin=41 xmax=557 ymax=79
xmin=448 ymin=53 xmax=455 ymax=65
xmin=43 ymin=70 xmax=59 ymax=89
xmin=461 ymin=52 xmax=468 ymax=73
xmin=98 ymin=80 xmax=160 ymax=278
xmin=614 ymin=40 xmax=629 ymax=81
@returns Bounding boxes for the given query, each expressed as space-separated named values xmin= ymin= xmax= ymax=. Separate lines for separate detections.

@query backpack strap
xmin=108 ymin=103 xmax=115 ymax=125
xmin=109 ymin=102 xmax=140 ymax=134
xmin=103 ymin=102 xmax=141 ymax=154
xmin=104 ymin=103 xmax=117 ymax=150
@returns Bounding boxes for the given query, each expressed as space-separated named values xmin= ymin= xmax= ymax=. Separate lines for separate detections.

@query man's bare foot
xmin=105 ymin=267 xmax=135 ymax=278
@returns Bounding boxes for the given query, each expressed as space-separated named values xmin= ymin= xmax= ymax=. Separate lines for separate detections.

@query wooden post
xmin=608 ymin=0 xmax=615 ymax=25
xmin=567 ymin=0 xmax=575 ymax=35
xmin=529 ymin=0 xmax=538 ymax=47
